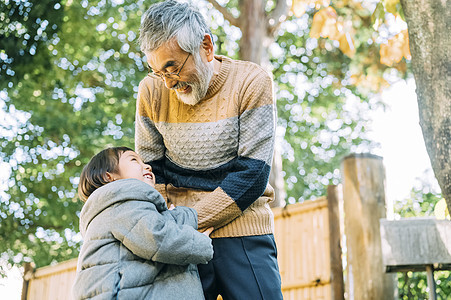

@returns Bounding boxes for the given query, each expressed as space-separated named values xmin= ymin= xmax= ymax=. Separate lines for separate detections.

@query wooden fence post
xmin=327 ymin=185 xmax=345 ymax=300
xmin=342 ymin=153 xmax=396 ymax=300
xmin=21 ymin=262 xmax=34 ymax=300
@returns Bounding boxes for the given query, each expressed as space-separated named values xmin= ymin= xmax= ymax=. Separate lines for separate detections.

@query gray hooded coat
xmin=72 ymin=179 xmax=213 ymax=299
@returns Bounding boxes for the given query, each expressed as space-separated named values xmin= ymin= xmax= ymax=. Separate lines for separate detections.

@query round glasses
xmin=147 ymin=53 xmax=190 ymax=80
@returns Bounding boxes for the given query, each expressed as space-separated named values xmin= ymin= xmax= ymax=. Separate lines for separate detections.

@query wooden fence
xmin=274 ymin=197 xmax=335 ymax=299
xmin=23 ymin=258 xmax=78 ymax=300
xmin=22 ymin=191 xmax=344 ymax=300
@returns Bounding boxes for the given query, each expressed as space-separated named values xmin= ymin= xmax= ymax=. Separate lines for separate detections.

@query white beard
xmin=173 ymin=54 xmax=214 ymax=106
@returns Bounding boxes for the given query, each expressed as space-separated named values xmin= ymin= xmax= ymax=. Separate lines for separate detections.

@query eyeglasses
xmin=147 ymin=53 xmax=191 ymax=80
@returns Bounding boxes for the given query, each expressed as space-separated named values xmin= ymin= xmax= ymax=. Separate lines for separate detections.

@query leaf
xmin=291 ymin=0 xmax=307 ymax=18
xmin=434 ymin=198 xmax=450 ymax=220
xmin=398 ymin=5 xmax=406 ymax=21
xmin=371 ymin=2 xmax=385 ymax=30
xmin=338 ymin=32 xmax=355 ymax=57
xmin=310 ymin=7 xmax=338 ymax=39
xmin=380 ymin=29 xmax=411 ymax=66
xmin=383 ymin=0 xmax=399 ymax=15
xmin=401 ymin=30 xmax=411 ymax=60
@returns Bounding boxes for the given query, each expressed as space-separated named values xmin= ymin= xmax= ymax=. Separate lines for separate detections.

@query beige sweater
xmin=135 ymin=55 xmax=276 ymax=238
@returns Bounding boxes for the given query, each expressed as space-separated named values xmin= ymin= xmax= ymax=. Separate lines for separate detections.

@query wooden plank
xmin=327 ymin=185 xmax=345 ymax=300
xmin=273 ymin=197 xmax=328 ymax=219
xmin=33 ymin=258 xmax=78 ymax=278
xmin=380 ymin=218 xmax=451 ymax=270
xmin=21 ymin=262 xmax=33 ymax=300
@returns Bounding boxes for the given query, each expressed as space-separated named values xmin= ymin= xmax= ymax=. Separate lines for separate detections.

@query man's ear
xmin=201 ymin=34 xmax=214 ymax=62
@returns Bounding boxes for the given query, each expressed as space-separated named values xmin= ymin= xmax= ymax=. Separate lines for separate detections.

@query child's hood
xmin=79 ymin=178 xmax=166 ymax=235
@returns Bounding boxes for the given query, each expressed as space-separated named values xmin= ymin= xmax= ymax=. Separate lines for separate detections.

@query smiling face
xmin=108 ymin=151 xmax=155 ymax=187
xmin=145 ymin=37 xmax=215 ymax=105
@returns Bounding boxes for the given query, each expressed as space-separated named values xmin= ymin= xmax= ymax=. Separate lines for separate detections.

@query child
xmin=72 ymin=147 xmax=213 ymax=299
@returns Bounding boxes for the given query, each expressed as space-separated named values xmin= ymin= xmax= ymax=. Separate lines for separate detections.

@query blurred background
xmin=1 ymin=0 xmax=449 ymax=298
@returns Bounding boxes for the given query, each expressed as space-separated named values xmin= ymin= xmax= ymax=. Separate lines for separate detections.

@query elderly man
xmin=135 ymin=1 xmax=283 ymax=299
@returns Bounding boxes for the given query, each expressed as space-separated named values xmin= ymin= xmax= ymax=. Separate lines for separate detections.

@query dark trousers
xmin=198 ymin=234 xmax=283 ymax=300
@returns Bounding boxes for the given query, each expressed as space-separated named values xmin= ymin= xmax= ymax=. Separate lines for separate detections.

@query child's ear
xmin=105 ymin=172 xmax=116 ymax=182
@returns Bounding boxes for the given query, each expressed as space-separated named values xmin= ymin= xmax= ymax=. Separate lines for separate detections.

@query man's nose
xmin=144 ymin=164 xmax=152 ymax=172
xmin=163 ymin=77 xmax=178 ymax=89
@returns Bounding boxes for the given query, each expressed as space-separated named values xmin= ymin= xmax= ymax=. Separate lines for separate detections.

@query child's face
xmin=109 ymin=151 xmax=155 ymax=187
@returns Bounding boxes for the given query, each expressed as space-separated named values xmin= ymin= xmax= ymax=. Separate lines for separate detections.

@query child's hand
xmin=202 ymin=227 xmax=214 ymax=237
xmin=168 ymin=204 xmax=175 ymax=210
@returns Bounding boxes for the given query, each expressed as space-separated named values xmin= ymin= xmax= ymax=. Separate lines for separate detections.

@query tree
xmin=399 ymin=0 xmax=451 ymax=210
xmin=0 ymin=0 xmax=154 ymax=271
xmin=0 ymin=0 xmax=417 ymax=271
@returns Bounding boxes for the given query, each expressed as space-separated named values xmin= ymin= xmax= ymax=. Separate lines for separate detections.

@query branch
xmin=206 ymin=0 xmax=241 ymax=28
xmin=267 ymin=0 xmax=290 ymax=35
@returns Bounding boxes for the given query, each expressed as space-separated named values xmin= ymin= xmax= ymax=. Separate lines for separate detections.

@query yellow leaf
xmin=310 ymin=10 xmax=326 ymax=38
xmin=434 ymin=198 xmax=450 ymax=220
xmin=310 ymin=7 xmax=338 ymax=39
xmin=338 ymin=32 xmax=355 ymax=57
xmin=400 ymin=29 xmax=411 ymax=60
xmin=380 ymin=29 xmax=411 ymax=66
xmin=291 ymin=0 xmax=307 ymax=18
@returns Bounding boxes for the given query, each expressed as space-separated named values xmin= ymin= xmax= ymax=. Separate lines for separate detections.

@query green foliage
xmin=394 ymin=174 xmax=442 ymax=218
xmin=270 ymin=11 xmax=378 ymax=202
xmin=207 ymin=1 xmax=382 ymax=202
xmin=0 ymin=0 xmax=158 ymax=271
xmin=397 ymin=271 xmax=450 ymax=300
xmin=0 ymin=0 xmax=398 ymax=272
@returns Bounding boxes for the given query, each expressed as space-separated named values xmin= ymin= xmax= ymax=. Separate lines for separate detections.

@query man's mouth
xmin=178 ymin=85 xmax=191 ymax=94
xmin=173 ymin=82 xmax=191 ymax=94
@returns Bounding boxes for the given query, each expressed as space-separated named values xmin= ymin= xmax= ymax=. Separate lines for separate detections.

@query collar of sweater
xmin=203 ymin=55 xmax=231 ymax=100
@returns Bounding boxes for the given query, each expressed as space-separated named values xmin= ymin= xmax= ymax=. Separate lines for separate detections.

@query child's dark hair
xmin=78 ymin=147 xmax=133 ymax=202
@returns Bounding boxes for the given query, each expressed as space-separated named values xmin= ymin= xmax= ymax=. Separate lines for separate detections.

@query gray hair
xmin=139 ymin=0 xmax=213 ymax=54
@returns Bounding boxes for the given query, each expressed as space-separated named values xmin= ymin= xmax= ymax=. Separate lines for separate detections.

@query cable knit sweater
xmin=135 ymin=55 xmax=276 ymax=238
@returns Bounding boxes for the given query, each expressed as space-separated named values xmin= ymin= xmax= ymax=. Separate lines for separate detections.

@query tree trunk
xmin=400 ymin=0 xmax=451 ymax=210
xmin=238 ymin=0 xmax=269 ymax=66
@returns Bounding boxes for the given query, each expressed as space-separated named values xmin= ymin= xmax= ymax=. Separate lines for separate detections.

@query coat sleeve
xmin=162 ymin=206 xmax=199 ymax=228
xmin=111 ymin=200 xmax=213 ymax=265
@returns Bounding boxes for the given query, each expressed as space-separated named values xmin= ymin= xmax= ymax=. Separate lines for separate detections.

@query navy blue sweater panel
xmin=146 ymin=157 xmax=270 ymax=211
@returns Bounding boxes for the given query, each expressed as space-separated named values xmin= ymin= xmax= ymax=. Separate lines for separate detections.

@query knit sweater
xmin=135 ymin=55 xmax=276 ymax=238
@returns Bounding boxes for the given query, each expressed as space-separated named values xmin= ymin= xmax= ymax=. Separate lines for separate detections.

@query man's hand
xmin=169 ymin=203 xmax=175 ymax=210
xmin=201 ymin=227 xmax=214 ymax=237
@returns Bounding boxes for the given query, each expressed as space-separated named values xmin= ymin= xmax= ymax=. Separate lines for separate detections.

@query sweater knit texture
xmin=136 ymin=55 xmax=276 ymax=238
xmin=72 ymin=179 xmax=213 ymax=299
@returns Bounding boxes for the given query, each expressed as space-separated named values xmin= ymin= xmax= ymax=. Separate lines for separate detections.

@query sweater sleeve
xmin=193 ymin=70 xmax=275 ymax=230
xmin=111 ymin=200 xmax=213 ymax=265
xmin=135 ymin=77 xmax=167 ymax=190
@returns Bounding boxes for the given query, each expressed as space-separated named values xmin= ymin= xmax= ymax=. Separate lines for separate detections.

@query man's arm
xmin=193 ymin=69 xmax=276 ymax=230
xmin=135 ymin=77 xmax=168 ymax=198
